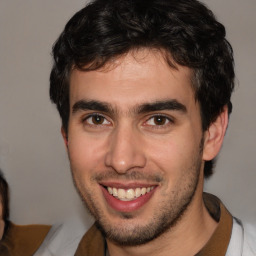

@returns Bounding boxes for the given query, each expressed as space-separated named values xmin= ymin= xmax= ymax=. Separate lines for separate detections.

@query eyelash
xmin=82 ymin=113 xmax=173 ymax=129
xmin=82 ymin=113 xmax=111 ymax=127
xmin=144 ymin=114 xmax=174 ymax=128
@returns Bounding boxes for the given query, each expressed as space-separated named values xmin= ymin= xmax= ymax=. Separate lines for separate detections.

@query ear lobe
xmin=203 ymin=106 xmax=229 ymax=161
xmin=61 ymin=126 xmax=69 ymax=149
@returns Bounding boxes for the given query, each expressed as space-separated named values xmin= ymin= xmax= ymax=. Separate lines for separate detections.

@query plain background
xmin=0 ymin=0 xmax=255 ymax=227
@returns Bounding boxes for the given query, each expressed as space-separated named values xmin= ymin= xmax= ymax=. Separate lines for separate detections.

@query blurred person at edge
xmin=46 ymin=0 xmax=256 ymax=255
xmin=0 ymin=170 xmax=8 ymax=241
xmin=0 ymin=170 xmax=52 ymax=255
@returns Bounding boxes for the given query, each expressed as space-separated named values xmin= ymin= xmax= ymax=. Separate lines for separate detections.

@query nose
xmin=105 ymin=125 xmax=146 ymax=174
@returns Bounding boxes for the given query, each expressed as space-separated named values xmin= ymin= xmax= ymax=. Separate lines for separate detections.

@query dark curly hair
xmin=50 ymin=0 xmax=235 ymax=178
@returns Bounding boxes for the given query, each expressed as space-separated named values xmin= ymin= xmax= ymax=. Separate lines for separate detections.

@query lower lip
xmin=101 ymin=186 xmax=156 ymax=213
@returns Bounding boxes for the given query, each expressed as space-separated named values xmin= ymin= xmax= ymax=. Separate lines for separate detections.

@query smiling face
xmin=65 ymin=50 xmax=208 ymax=245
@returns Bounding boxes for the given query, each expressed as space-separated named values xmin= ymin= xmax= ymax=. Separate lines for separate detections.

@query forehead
xmin=69 ymin=49 xmax=195 ymax=109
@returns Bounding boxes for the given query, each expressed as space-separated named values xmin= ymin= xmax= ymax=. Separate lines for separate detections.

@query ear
xmin=61 ymin=126 xmax=69 ymax=149
xmin=203 ymin=106 xmax=229 ymax=161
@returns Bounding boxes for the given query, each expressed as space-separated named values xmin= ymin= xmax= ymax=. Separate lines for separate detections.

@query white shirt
xmin=226 ymin=218 xmax=256 ymax=256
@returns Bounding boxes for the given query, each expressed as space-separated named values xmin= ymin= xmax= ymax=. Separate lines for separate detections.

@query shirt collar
xmin=75 ymin=193 xmax=233 ymax=256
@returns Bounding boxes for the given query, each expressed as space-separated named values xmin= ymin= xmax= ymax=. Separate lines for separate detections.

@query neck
xmin=107 ymin=183 xmax=217 ymax=256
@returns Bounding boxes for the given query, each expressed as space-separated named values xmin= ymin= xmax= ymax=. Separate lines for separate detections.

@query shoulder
xmin=34 ymin=217 xmax=90 ymax=256
xmin=8 ymin=222 xmax=51 ymax=237
xmin=1 ymin=222 xmax=51 ymax=256
xmin=227 ymin=218 xmax=256 ymax=256
xmin=243 ymin=221 xmax=256 ymax=255
xmin=74 ymin=224 xmax=105 ymax=256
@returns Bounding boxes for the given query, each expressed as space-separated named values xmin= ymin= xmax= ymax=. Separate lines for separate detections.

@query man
xmin=49 ymin=0 xmax=255 ymax=255
xmin=0 ymin=170 xmax=52 ymax=255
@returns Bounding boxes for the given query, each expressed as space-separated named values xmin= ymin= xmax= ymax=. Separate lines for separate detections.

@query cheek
xmin=147 ymin=134 xmax=191 ymax=164
xmin=146 ymin=132 xmax=201 ymax=178
xmin=68 ymin=133 xmax=107 ymax=174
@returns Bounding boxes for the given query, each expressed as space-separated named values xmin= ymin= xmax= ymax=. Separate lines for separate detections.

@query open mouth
xmin=100 ymin=183 xmax=157 ymax=212
xmin=107 ymin=186 xmax=155 ymax=201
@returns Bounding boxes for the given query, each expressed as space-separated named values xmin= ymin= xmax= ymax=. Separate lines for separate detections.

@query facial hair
xmin=70 ymin=139 xmax=204 ymax=246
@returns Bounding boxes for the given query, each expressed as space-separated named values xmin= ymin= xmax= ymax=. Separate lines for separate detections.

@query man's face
xmin=66 ymin=50 xmax=206 ymax=245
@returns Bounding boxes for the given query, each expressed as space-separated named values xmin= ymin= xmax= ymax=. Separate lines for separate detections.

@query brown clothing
xmin=0 ymin=222 xmax=51 ymax=256
xmin=75 ymin=193 xmax=233 ymax=256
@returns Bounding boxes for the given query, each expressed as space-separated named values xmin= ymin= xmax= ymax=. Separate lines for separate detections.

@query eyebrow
xmin=72 ymin=99 xmax=187 ymax=115
xmin=137 ymin=100 xmax=187 ymax=114
xmin=72 ymin=100 xmax=112 ymax=114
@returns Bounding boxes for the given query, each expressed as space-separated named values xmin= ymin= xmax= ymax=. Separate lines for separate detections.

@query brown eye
xmin=91 ymin=115 xmax=104 ymax=125
xmin=144 ymin=115 xmax=172 ymax=127
xmin=85 ymin=114 xmax=111 ymax=126
xmin=153 ymin=116 xmax=167 ymax=125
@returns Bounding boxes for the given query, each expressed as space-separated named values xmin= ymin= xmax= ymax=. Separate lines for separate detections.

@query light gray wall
xmin=0 ymin=0 xmax=255 ymax=226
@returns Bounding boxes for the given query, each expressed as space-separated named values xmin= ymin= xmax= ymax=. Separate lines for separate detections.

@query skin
xmin=63 ymin=49 xmax=228 ymax=256
xmin=0 ymin=200 xmax=4 ymax=240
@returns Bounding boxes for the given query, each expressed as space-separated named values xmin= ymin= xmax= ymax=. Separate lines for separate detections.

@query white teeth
xmin=107 ymin=187 xmax=113 ymax=195
xmin=126 ymin=189 xmax=135 ymax=199
xmin=106 ymin=186 xmax=154 ymax=201
xmin=141 ymin=187 xmax=146 ymax=195
xmin=113 ymin=188 xmax=118 ymax=197
xmin=135 ymin=188 xmax=141 ymax=198
xmin=117 ymin=189 xmax=126 ymax=199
